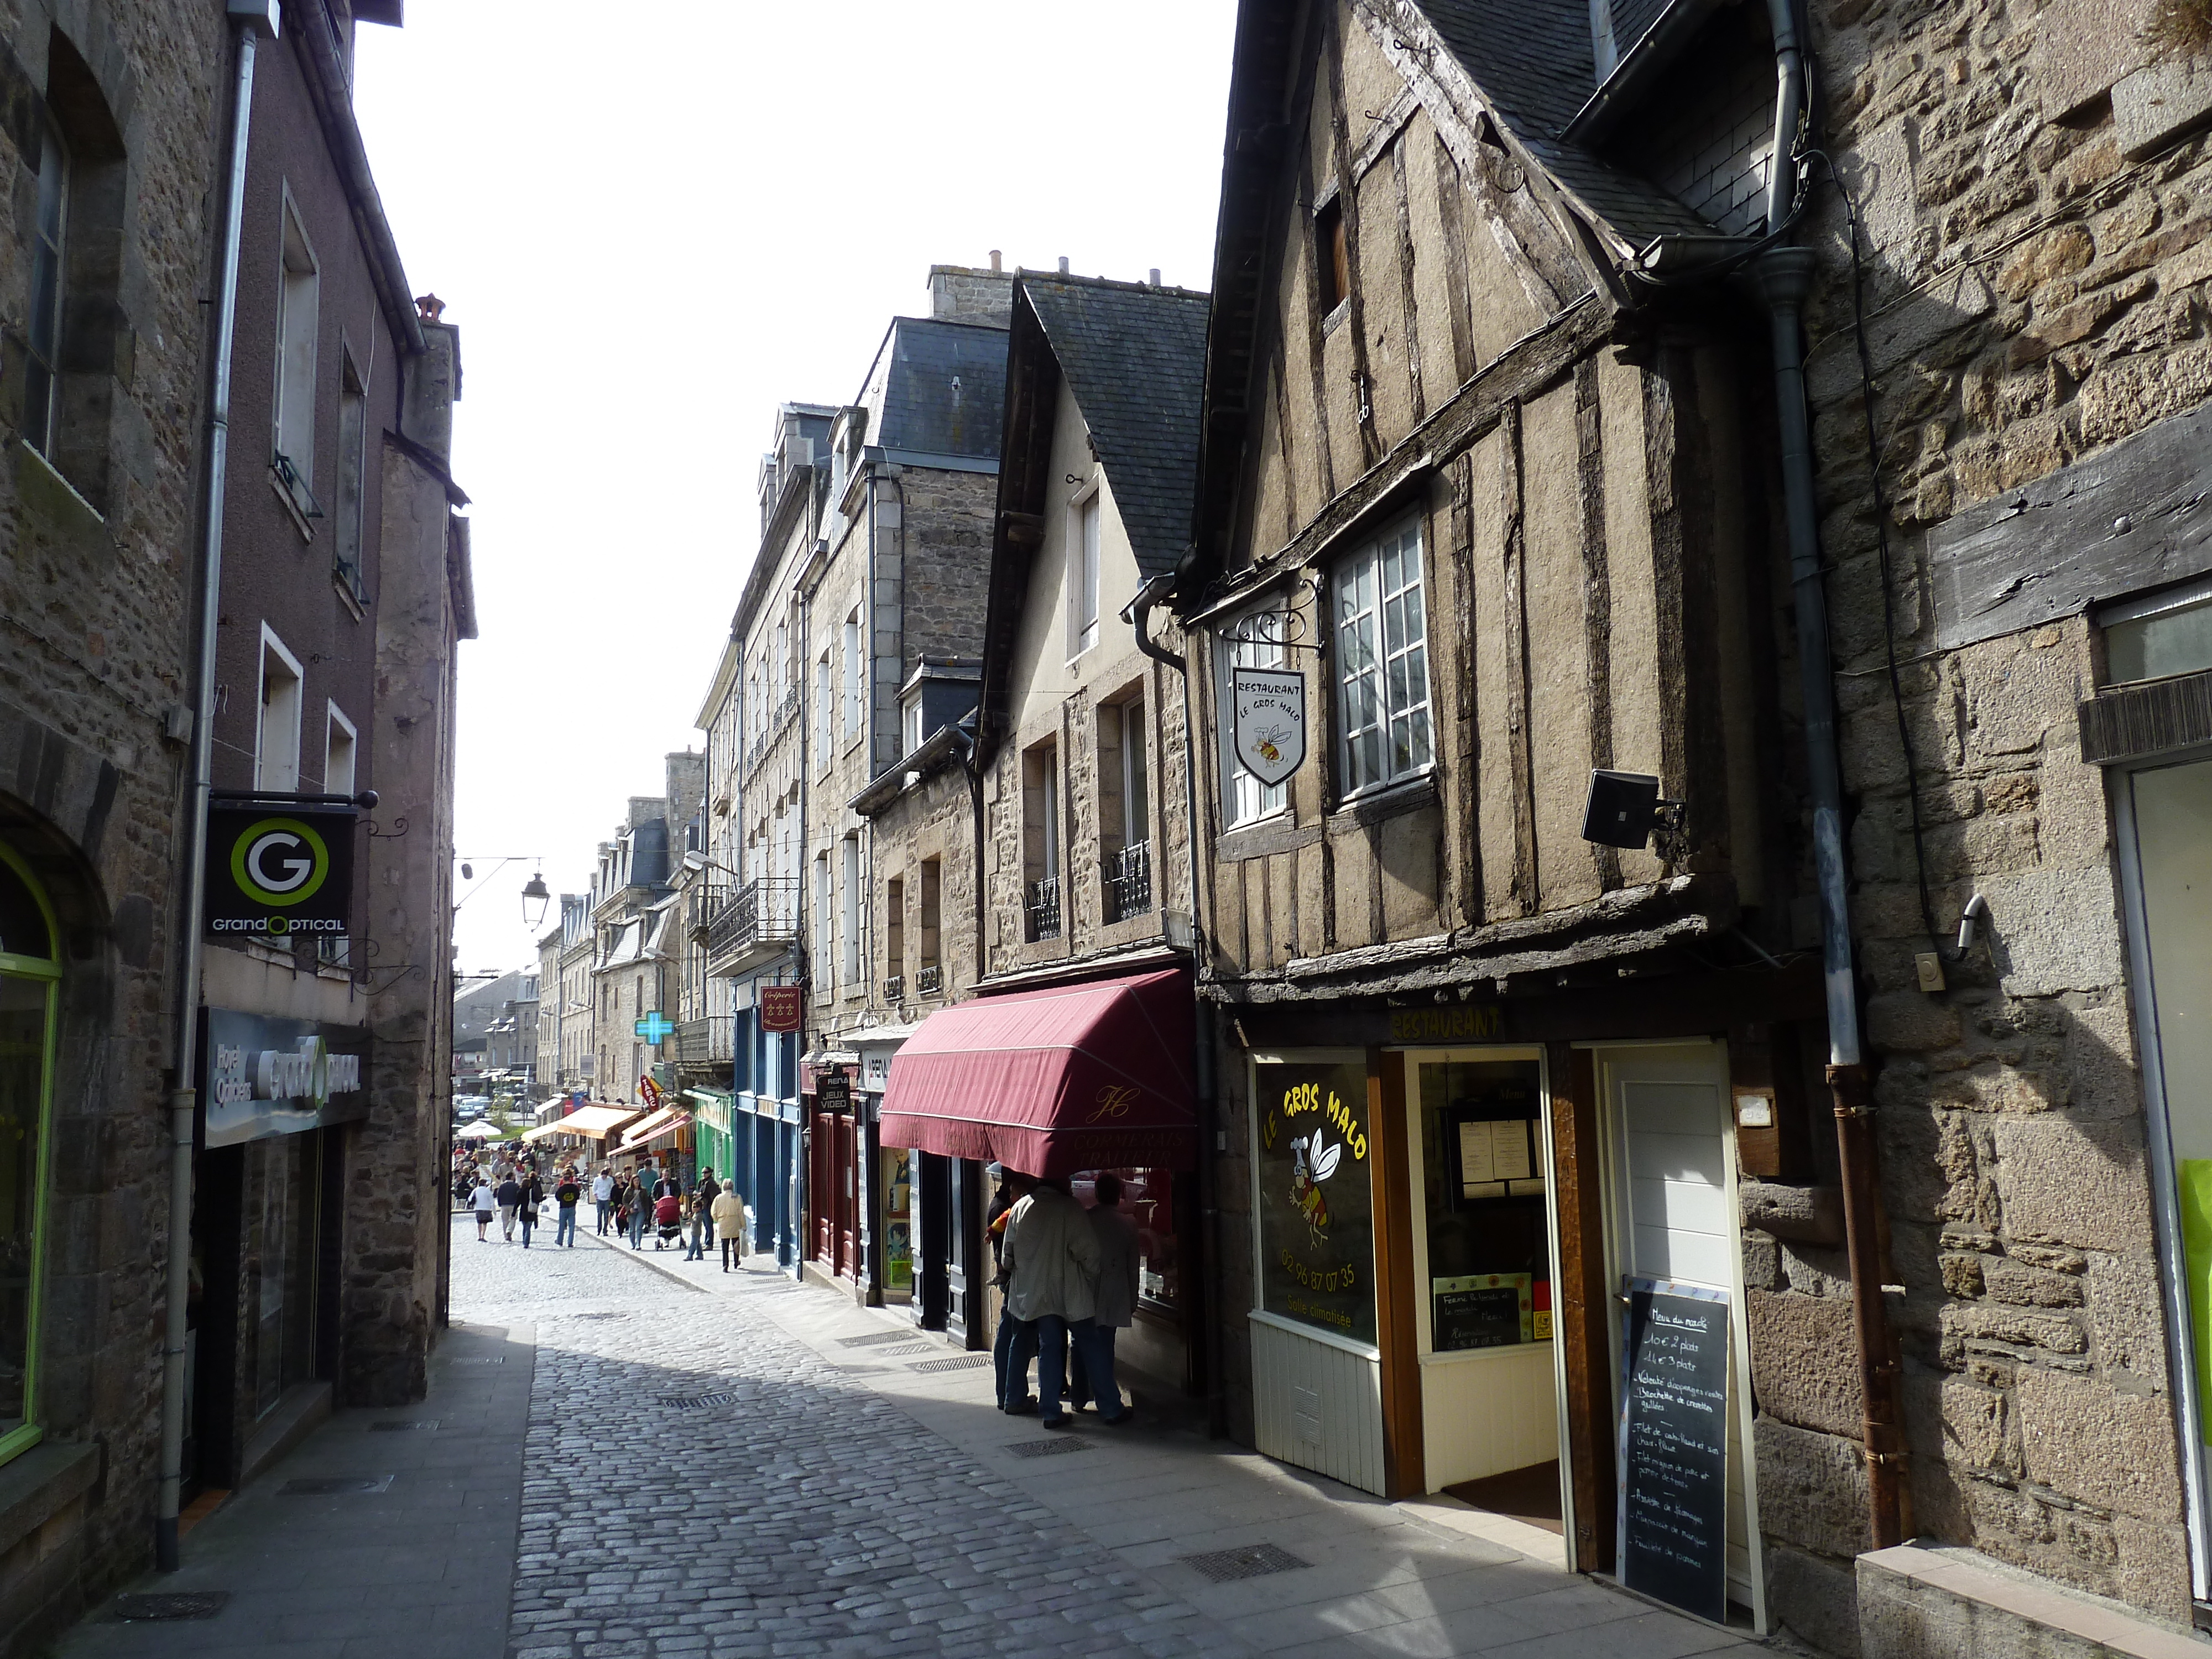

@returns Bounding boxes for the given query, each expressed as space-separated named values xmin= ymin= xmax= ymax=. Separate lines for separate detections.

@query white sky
xmin=351 ymin=2 xmax=1238 ymax=982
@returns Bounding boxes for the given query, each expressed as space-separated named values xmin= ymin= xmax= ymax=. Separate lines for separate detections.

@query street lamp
xmin=521 ymin=873 xmax=551 ymax=931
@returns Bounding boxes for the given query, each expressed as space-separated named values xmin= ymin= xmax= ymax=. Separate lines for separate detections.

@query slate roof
xmin=1420 ymin=0 xmax=1717 ymax=247
xmin=1020 ymin=275 xmax=1211 ymax=580
xmin=874 ymin=317 xmax=1009 ymax=461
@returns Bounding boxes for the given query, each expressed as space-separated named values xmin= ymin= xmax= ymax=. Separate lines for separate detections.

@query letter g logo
xmin=231 ymin=817 xmax=330 ymax=908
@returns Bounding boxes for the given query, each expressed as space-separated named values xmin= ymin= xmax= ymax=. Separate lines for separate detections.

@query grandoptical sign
xmin=201 ymin=1008 xmax=369 ymax=1146
xmin=204 ymin=805 xmax=355 ymax=939
xmin=1232 ymin=666 xmax=1306 ymax=787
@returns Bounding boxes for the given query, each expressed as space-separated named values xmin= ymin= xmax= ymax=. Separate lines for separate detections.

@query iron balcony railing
xmin=706 ymin=876 xmax=801 ymax=964
xmin=675 ymin=1014 xmax=735 ymax=1065
xmin=883 ymin=975 xmax=905 ymax=1004
xmin=916 ymin=964 xmax=943 ymax=997
xmin=690 ymin=884 xmax=732 ymax=941
xmin=1026 ymin=876 xmax=1062 ymax=942
xmin=1103 ymin=840 xmax=1152 ymax=923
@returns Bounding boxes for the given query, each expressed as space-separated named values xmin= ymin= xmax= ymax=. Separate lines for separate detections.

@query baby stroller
xmin=653 ymin=1193 xmax=684 ymax=1250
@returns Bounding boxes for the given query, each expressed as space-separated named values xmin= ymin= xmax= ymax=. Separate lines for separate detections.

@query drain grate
xmin=1005 ymin=1437 xmax=1095 ymax=1458
xmin=113 ymin=1592 xmax=231 ymax=1622
xmin=278 ymin=1475 xmax=393 ymax=1495
xmin=440 ymin=1356 xmax=504 ymax=1365
xmin=369 ymin=1421 xmax=437 ymax=1432
xmin=827 ymin=1364 xmax=886 ymax=1374
xmin=659 ymin=1392 xmax=736 ymax=1410
xmin=572 ymin=1312 xmax=628 ymax=1322
xmin=836 ymin=1330 xmax=917 ymax=1348
xmin=1181 ymin=1543 xmax=1311 ymax=1583
xmin=910 ymin=1353 xmax=993 ymax=1374
xmin=872 ymin=1343 xmax=930 ymax=1358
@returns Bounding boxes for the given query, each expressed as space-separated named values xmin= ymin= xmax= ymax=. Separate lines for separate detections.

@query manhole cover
xmin=278 ymin=1475 xmax=393 ymax=1495
xmin=1005 ymin=1437 xmax=1095 ymax=1458
xmin=910 ymin=1354 xmax=992 ymax=1373
xmin=113 ymin=1592 xmax=231 ymax=1622
xmin=836 ymin=1331 xmax=916 ymax=1348
xmin=659 ymin=1392 xmax=736 ymax=1410
xmin=1181 ymin=1543 xmax=1311 ymax=1582
xmin=369 ymin=1421 xmax=437 ymax=1432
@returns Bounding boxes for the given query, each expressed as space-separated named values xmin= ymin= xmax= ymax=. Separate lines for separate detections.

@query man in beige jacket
xmin=1000 ymin=1177 xmax=1104 ymax=1428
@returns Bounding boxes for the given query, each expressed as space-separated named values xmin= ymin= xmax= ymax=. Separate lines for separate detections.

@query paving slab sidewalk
xmin=58 ymin=1314 xmax=533 ymax=1659
xmin=603 ymin=1229 xmax=1751 ymax=1659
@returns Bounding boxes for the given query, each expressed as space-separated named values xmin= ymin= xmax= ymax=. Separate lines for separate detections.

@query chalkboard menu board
xmin=1432 ymin=1272 xmax=1531 ymax=1350
xmin=1617 ymin=1278 xmax=1732 ymax=1624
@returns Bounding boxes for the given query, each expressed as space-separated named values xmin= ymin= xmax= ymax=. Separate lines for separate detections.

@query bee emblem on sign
xmin=1289 ymin=1128 xmax=1343 ymax=1247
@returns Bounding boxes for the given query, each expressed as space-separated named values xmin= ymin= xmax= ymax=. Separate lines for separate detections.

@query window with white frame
xmin=22 ymin=117 xmax=67 ymax=459
xmin=815 ymin=650 xmax=832 ymax=765
xmin=1070 ymin=490 xmax=1102 ymax=660
xmin=334 ymin=352 xmax=367 ymax=599
xmin=843 ymin=607 xmax=863 ymax=742
xmin=813 ymin=852 xmax=832 ymax=981
xmin=841 ymin=833 xmax=860 ymax=985
xmin=273 ymin=195 xmax=320 ymax=510
xmin=323 ymin=703 xmax=357 ymax=796
xmin=1332 ymin=518 xmax=1431 ymax=795
xmin=255 ymin=627 xmax=304 ymax=794
xmin=1217 ymin=613 xmax=1289 ymax=827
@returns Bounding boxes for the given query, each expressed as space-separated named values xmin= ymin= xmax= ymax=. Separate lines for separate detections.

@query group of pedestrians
xmin=466 ymin=1159 xmax=588 ymax=1248
xmin=989 ymin=1166 xmax=1140 ymax=1428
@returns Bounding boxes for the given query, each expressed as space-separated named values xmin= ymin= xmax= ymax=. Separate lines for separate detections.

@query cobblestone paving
xmin=453 ymin=1227 xmax=1260 ymax=1658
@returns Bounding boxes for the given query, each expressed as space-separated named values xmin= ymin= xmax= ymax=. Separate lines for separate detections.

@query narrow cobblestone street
xmin=59 ymin=1220 xmax=1750 ymax=1657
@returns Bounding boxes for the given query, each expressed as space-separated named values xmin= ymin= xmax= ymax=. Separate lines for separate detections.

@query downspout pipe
xmin=1130 ymin=570 xmax=1227 ymax=1439
xmin=1752 ymin=0 xmax=1906 ymax=1552
xmin=160 ymin=2 xmax=272 ymax=1574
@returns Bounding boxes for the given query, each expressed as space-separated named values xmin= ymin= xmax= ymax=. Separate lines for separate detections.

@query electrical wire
xmin=1805 ymin=147 xmax=1949 ymax=961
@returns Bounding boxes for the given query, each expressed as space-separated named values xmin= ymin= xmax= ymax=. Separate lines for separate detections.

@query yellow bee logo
xmin=1289 ymin=1129 xmax=1343 ymax=1248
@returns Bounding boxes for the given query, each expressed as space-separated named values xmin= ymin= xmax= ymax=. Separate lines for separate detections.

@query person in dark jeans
xmin=988 ymin=1168 xmax=1039 ymax=1413
xmin=518 ymin=1170 xmax=544 ymax=1248
xmin=554 ymin=1170 xmax=583 ymax=1246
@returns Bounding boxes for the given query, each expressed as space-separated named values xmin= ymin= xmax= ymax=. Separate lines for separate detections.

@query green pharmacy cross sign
xmin=635 ymin=1011 xmax=675 ymax=1045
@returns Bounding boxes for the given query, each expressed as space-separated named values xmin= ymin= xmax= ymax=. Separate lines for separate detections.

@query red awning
xmin=879 ymin=968 xmax=1195 ymax=1177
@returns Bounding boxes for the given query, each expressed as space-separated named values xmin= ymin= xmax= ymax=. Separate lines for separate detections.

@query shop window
xmin=1076 ymin=1167 xmax=1179 ymax=1311
xmin=1253 ymin=1055 xmax=1377 ymax=1347
xmin=273 ymin=192 xmax=321 ymax=518
xmin=255 ymin=627 xmax=304 ymax=795
xmin=0 ymin=846 xmax=60 ymax=1465
xmin=1333 ymin=518 xmax=1432 ymax=797
xmin=1217 ymin=614 xmax=1289 ymax=827
xmin=1413 ymin=1056 xmax=1550 ymax=1351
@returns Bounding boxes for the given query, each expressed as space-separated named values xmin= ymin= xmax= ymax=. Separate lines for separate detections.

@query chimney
xmin=1058 ymin=256 xmax=1070 ymax=274
xmin=1149 ymin=268 xmax=1161 ymax=287
xmin=989 ymin=249 xmax=1002 ymax=272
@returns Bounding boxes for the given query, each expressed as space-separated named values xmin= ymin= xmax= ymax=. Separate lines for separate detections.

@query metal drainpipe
xmin=1752 ymin=0 xmax=1906 ymax=1552
xmin=159 ymin=6 xmax=269 ymax=1574
xmin=1130 ymin=571 xmax=1227 ymax=1438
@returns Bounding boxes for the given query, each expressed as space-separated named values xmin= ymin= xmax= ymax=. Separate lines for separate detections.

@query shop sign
xmin=1386 ymin=1004 xmax=1504 ymax=1044
xmin=204 ymin=805 xmax=356 ymax=940
xmin=1232 ymin=666 xmax=1306 ymax=787
xmin=862 ymin=1050 xmax=893 ymax=1089
xmin=202 ymin=1008 xmax=369 ymax=1147
xmin=760 ymin=984 xmax=803 ymax=1033
xmin=639 ymin=1075 xmax=661 ymax=1107
xmin=1254 ymin=1058 xmax=1376 ymax=1346
xmin=816 ymin=1068 xmax=852 ymax=1113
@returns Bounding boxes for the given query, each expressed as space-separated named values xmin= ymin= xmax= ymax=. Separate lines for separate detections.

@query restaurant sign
xmin=1232 ymin=666 xmax=1306 ymax=787
xmin=204 ymin=805 xmax=355 ymax=940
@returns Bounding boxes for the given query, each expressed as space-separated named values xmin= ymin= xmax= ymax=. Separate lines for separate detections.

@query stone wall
xmin=1754 ymin=0 xmax=2212 ymax=1636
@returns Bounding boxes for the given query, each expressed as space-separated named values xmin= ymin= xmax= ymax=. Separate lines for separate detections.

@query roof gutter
xmin=291 ymin=0 xmax=425 ymax=356
xmin=1563 ymin=0 xmax=1731 ymax=146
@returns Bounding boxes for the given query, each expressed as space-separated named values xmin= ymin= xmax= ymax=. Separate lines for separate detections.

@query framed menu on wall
xmin=1253 ymin=1057 xmax=1377 ymax=1347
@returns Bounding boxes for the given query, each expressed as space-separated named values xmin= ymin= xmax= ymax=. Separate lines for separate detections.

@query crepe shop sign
xmin=1266 ymin=1078 xmax=1368 ymax=1161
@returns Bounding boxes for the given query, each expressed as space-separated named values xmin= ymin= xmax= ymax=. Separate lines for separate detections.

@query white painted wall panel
xmin=1419 ymin=1342 xmax=1559 ymax=1489
xmin=1250 ymin=1317 xmax=1386 ymax=1496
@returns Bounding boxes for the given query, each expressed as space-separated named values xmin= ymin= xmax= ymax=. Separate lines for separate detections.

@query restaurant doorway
xmin=1397 ymin=1048 xmax=1563 ymax=1530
